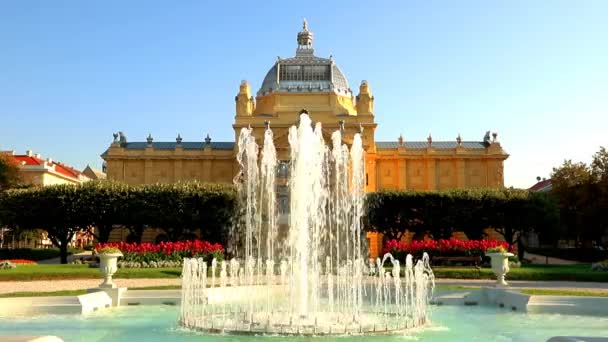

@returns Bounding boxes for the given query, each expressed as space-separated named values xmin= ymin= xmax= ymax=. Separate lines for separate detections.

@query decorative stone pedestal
xmin=486 ymin=252 xmax=514 ymax=287
xmin=98 ymin=252 xmax=122 ymax=289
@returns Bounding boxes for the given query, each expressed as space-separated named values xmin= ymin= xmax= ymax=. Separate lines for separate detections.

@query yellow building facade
xmin=102 ymin=21 xmax=509 ymax=253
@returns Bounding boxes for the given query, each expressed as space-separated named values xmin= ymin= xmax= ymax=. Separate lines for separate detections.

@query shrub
xmin=591 ymin=260 xmax=608 ymax=271
xmin=365 ymin=189 xmax=558 ymax=250
xmin=83 ymin=244 xmax=94 ymax=251
xmin=0 ymin=261 xmax=16 ymax=269
xmin=486 ymin=246 xmax=508 ymax=254
xmin=0 ymin=248 xmax=67 ymax=261
xmin=95 ymin=246 xmax=122 ymax=255
xmin=527 ymin=247 xmax=608 ymax=263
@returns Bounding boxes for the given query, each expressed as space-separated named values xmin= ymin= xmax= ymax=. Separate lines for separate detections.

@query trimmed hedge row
xmin=527 ymin=247 xmax=608 ymax=263
xmin=0 ymin=181 xmax=237 ymax=263
xmin=0 ymin=248 xmax=83 ymax=261
xmin=365 ymin=188 xmax=559 ymax=258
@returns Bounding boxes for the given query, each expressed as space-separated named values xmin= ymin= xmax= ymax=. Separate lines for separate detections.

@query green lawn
xmin=0 ymin=263 xmax=607 ymax=282
xmin=519 ymin=288 xmax=608 ymax=297
xmin=0 ymin=285 xmax=183 ymax=298
xmin=0 ymin=264 xmax=181 ymax=281
xmin=431 ymin=264 xmax=608 ymax=282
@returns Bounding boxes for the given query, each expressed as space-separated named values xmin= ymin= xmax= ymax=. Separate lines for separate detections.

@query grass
xmin=0 ymin=289 xmax=88 ymax=298
xmin=0 ymin=263 xmax=607 ymax=282
xmin=431 ymin=263 xmax=608 ymax=282
xmin=519 ymin=288 xmax=608 ymax=297
xmin=0 ymin=248 xmax=83 ymax=261
xmin=0 ymin=285 xmax=182 ymax=298
xmin=0 ymin=264 xmax=181 ymax=281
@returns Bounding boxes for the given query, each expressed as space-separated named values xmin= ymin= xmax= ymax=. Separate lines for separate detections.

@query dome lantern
xmin=296 ymin=19 xmax=314 ymax=56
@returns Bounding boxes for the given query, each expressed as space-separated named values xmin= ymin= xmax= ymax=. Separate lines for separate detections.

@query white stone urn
xmin=486 ymin=252 xmax=514 ymax=287
xmin=98 ymin=252 xmax=123 ymax=288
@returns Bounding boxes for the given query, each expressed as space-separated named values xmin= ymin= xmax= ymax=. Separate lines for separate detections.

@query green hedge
xmin=365 ymin=188 xmax=559 ymax=250
xmin=0 ymin=248 xmax=80 ymax=261
xmin=0 ymin=181 xmax=238 ymax=263
xmin=527 ymin=247 xmax=608 ymax=263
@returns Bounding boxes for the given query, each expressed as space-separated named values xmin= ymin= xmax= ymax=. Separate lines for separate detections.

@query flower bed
xmin=95 ymin=240 xmax=223 ymax=268
xmin=0 ymin=259 xmax=37 ymax=264
xmin=383 ymin=238 xmax=512 ymax=261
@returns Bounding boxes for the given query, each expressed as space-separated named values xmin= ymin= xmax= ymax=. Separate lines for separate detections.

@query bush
xmin=95 ymin=246 xmax=122 ymax=255
xmin=591 ymin=260 xmax=608 ymax=271
xmin=0 ymin=261 xmax=16 ymax=269
xmin=0 ymin=248 xmax=64 ymax=261
xmin=528 ymin=247 xmax=608 ymax=263
xmin=0 ymin=181 xmax=237 ymax=264
xmin=83 ymin=244 xmax=93 ymax=251
xmin=365 ymin=189 xmax=558 ymax=248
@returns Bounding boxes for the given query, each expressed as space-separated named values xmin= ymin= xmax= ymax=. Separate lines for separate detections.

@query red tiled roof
xmin=529 ymin=179 xmax=552 ymax=192
xmin=13 ymin=154 xmax=83 ymax=180
xmin=13 ymin=155 xmax=44 ymax=166
xmin=54 ymin=162 xmax=82 ymax=178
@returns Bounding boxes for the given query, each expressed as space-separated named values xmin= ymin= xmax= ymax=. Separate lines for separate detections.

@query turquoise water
xmin=1 ymin=305 xmax=607 ymax=342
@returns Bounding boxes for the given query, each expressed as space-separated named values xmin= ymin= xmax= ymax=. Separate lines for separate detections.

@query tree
xmin=4 ymin=186 xmax=82 ymax=263
xmin=550 ymin=151 xmax=608 ymax=248
xmin=74 ymin=180 xmax=130 ymax=243
xmin=551 ymin=160 xmax=592 ymax=193
xmin=0 ymin=153 xmax=22 ymax=191
xmin=591 ymin=146 xmax=608 ymax=181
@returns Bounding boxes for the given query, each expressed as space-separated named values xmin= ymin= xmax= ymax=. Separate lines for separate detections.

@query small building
xmin=529 ymin=178 xmax=552 ymax=193
xmin=6 ymin=150 xmax=90 ymax=186
xmin=82 ymin=165 xmax=107 ymax=180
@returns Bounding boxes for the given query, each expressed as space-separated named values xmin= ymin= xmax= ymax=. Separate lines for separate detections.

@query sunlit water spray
xmin=180 ymin=112 xmax=435 ymax=335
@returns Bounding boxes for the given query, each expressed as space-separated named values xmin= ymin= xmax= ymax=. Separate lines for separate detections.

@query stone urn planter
xmin=97 ymin=249 xmax=123 ymax=289
xmin=486 ymin=252 xmax=514 ymax=287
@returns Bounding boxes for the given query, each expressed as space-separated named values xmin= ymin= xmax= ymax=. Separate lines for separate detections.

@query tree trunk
xmin=59 ymin=240 xmax=69 ymax=264
xmin=98 ymin=225 xmax=112 ymax=243
xmin=517 ymin=236 xmax=525 ymax=261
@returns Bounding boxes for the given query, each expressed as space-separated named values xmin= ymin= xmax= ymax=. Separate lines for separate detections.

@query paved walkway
xmin=1 ymin=278 xmax=607 ymax=295
xmin=37 ymin=251 xmax=93 ymax=265
xmin=524 ymin=252 xmax=578 ymax=265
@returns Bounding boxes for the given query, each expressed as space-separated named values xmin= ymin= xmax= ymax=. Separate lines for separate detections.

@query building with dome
xmin=102 ymin=21 xmax=509 ymax=255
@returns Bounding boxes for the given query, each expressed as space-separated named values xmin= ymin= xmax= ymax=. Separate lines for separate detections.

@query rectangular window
xmin=279 ymin=65 xmax=330 ymax=82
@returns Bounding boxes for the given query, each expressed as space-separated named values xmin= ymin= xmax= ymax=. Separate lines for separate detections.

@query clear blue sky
xmin=1 ymin=1 xmax=606 ymax=188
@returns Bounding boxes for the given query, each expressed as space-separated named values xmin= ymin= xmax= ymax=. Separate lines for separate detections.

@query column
xmin=426 ymin=159 xmax=436 ymax=190
xmin=456 ymin=159 xmax=465 ymax=188
xmin=144 ymin=160 xmax=153 ymax=184
xmin=173 ymin=160 xmax=183 ymax=182
xmin=398 ymin=158 xmax=407 ymax=190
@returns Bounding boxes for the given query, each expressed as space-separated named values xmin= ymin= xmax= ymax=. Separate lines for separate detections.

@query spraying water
xmin=181 ymin=112 xmax=434 ymax=335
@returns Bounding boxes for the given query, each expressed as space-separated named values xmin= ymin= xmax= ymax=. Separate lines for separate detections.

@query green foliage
xmin=365 ymin=188 xmax=558 ymax=249
xmin=0 ymin=248 xmax=74 ymax=261
xmin=528 ymin=247 xmax=608 ymax=263
xmin=95 ymin=246 xmax=122 ymax=255
xmin=0 ymin=153 xmax=22 ymax=191
xmin=486 ymin=246 xmax=508 ymax=253
xmin=0 ymin=181 xmax=237 ymax=263
xmin=550 ymin=146 xmax=608 ymax=247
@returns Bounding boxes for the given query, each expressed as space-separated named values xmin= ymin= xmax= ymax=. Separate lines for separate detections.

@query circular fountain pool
xmin=1 ymin=304 xmax=607 ymax=341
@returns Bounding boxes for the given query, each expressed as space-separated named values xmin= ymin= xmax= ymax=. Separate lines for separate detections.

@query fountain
xmin=180 ymin=112 xmax=435 ymax=335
